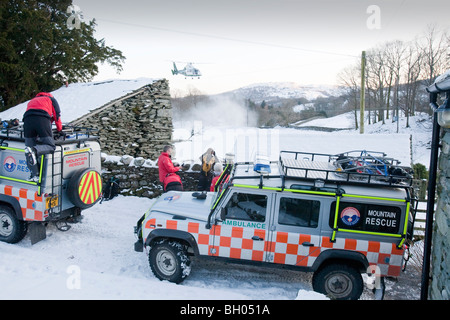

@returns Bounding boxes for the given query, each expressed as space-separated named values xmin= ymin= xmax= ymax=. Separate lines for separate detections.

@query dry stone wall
xmin=70 ymin=79 xmax=172 ymax=160
xmin=101 ymin=158 xmax=199 ymax=199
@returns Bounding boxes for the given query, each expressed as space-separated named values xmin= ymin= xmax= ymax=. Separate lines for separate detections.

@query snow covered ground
xmin=0 ymin=196 xmax=328 ymax=300
xmin=0 ymin=79 xmax=430 ymax=301
xmin=172 ymin=112 xmax=431 ymax=168
xmin=0 ymin=195 xmax=422 ymax=301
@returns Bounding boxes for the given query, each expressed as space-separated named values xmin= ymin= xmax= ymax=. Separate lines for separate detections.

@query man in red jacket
xmin=23 ymin=92 xmax=63 ymax=181
xmin=158 ymin=145 xmax=183 ymax=192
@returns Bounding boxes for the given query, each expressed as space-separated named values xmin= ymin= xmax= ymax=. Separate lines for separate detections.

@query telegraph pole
xmin=360 ymin=51 xmax=366 ymax=134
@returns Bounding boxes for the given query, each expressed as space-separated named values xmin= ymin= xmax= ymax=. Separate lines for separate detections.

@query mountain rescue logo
xmin=4 ymin=156 xmax=16 ymax=172
xmin=340 ymin=207 xmax=361 ymax=226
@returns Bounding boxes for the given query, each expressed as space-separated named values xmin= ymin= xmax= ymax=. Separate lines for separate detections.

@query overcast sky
xmin=73 ymin=0 xmax=450 ymax=95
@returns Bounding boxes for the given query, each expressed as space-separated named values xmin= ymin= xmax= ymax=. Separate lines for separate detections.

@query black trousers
xmin=197 ymin=171 xmax=213 ymax=191
xmin=165 ymin=182 xmax=183 ymax=192
xmin=23 ymin=115 xmax=56 ymax=156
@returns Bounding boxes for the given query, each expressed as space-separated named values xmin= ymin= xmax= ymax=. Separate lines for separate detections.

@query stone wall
xmin=70 ymin=79 xmax=172 ymax=160
xmin=101 ymin=158 xmax=200 ymax=199
xmin=431 ymin=128 xmax=450 ymax=300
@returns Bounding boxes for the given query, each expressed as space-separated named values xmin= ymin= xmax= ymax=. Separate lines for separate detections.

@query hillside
xmin=219 ymin=82 xmax=345 ymax=105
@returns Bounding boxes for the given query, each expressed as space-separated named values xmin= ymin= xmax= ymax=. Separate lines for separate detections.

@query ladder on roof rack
xmin=47 ymin=146 xmax=63 ymax=221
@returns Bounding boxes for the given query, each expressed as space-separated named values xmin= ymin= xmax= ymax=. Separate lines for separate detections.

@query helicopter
xmin=171 ymin=62 xmax=202 ymax=79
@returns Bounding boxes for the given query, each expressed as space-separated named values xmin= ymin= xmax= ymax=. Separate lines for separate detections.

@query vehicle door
xmin=210 ymin=189 xmax=271 ymax=263
xmin=267 ymin=193 xmax=323 ymax=267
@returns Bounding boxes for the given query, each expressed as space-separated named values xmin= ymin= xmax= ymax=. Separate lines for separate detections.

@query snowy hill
xmin=221 ymin=82 xmax=345 ymax=105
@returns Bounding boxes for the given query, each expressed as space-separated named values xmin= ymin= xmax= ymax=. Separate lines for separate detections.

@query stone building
xmin=70 ymin=79 xmax=172 ymax=160
xmin=69 ymin=79 xmax=200 ymax=197
xmin=431 ymin=127 xmax=450 ymax=300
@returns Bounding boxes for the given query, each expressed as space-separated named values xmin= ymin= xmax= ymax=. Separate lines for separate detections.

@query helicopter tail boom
xmin=171 ymin=62 xmax=178 ymax=75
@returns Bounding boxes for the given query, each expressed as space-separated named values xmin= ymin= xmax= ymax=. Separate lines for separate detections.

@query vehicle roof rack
xmin=278 ymin=150 xmax=413 ymax=188
xmin=0 ymin=124 xmax=99 ymax=145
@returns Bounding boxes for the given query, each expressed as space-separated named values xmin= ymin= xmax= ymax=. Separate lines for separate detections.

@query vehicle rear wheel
xmin=149 ymin=240 xmax=191 ymax=284
xmin=0 ymin=205 xmax=27 ymax=244
xmin=312 ymin=263 xmax=363 ymax=300
xmin=67 ymin=169 xmax=102 ymax=209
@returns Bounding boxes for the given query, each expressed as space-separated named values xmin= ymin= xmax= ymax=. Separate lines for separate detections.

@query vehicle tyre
xmin=149 ymin=240 xmax=191 ymax=284
xmin=0 ymin=205 xmax=27 ymax=244
xmin=67 ymin=169 xmax=103 ymax=209
xmin=312 ymin=263 xmax=363 ymax=300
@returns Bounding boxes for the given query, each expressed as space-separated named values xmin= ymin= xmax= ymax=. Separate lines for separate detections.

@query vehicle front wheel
xmin=312 ymin=263 xmax=363 ymax=300
xmin=149 ymin=240 xmax=191 ymax=284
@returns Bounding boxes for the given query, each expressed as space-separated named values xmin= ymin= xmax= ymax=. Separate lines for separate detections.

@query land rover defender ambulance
xmin=135 ymin=150 xmax=416 ymax=300
xmin=0 ymin=125 xmax=102 ymax=244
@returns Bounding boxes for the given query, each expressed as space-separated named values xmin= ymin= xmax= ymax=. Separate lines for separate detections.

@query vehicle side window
xmin=278 ymin=197 xmax=320 ymax=228
xmin=224 ymin=193 xmax=267 ymax=222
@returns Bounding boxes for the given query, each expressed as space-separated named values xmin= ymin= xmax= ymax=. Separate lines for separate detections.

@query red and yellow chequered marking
xmin=78 ymin=171 xmax=102 ymax=205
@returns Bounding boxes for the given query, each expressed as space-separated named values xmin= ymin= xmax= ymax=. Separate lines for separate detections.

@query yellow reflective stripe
xmin=234 ymin=184 xmax=337 ymax=196
xmin=331 ymin=196 xmax=341 ymax=242
xmin=402 ymin=201 xmax=410 ymax=236
xmin=233 ymin=184 xmax=259 ymax=189
xmin=79 ymin=172 xmax=88 ymax=201
xmin=211 ymin=188 xmax=227 ymax=210
xmin=342 ymin=193 xmax=406 ymax=202
xmin=0 ymin=146 xmax=26 ymax=152
xmin=0 ymin=175 xmax=36 ymax=185
xmin=285 ymin=188 xmax=336 ymax=196
xmin=396 ymin=201 xmax=411 ymax=248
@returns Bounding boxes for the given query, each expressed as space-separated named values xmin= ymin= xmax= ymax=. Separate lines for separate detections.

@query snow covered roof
xmin=0 ymin=78 xmax=157 ymax=123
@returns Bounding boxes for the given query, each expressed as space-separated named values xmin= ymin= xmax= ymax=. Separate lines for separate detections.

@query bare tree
xmin=419 ymin=25 xmax=449 ymax=87
xmin=337 ymin=63 xmax=361 ymax=130
xmin=401 ymin=39 xmax=423 ymax=127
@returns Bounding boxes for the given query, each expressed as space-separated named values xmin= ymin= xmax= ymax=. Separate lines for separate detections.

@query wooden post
xmin=360 ymin=51 xmax=366 ymax=134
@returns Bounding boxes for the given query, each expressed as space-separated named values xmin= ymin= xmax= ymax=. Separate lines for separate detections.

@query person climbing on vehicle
xmin=23 ymin=92 xmax=63 ymax=182
xmin=198 ymin=148 xmax=219 ymax=191
xmin=158 ymin=145 xmax=183 ymax=192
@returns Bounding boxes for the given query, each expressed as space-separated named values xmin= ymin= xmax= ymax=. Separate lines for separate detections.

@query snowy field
xmin=172 ymin=112 xmax=431 ymax=168
xmin=0 ymin=79 xmax=430 ymax=301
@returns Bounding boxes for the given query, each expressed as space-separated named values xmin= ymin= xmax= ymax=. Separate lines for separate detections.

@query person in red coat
xmin=23 ymin=92 xmax=63 ymax=181
xmin=158 ymin=145 xmax=183 ymax=192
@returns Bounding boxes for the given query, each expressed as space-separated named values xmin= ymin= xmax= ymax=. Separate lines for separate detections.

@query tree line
xmin=338 ymin=25 xmax=449 ymax=130
xmin=0 ymin=0 xmax=125 ymax=110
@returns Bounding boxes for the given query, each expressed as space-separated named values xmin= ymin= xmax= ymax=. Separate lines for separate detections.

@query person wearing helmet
xmin=23 ymin=92 xmax=63 ymax=181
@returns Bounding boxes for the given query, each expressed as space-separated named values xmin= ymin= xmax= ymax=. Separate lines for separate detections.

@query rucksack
xmin=101 ymin=176 xmax=120 ymax=203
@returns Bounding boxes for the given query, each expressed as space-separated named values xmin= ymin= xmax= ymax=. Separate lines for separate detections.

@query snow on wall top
xmin=0 ymin=78 xmax=157 ymax=123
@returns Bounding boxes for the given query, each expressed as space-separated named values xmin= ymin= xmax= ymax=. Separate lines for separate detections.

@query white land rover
xmin=135 ymin=150 xmax=416 ymax=300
